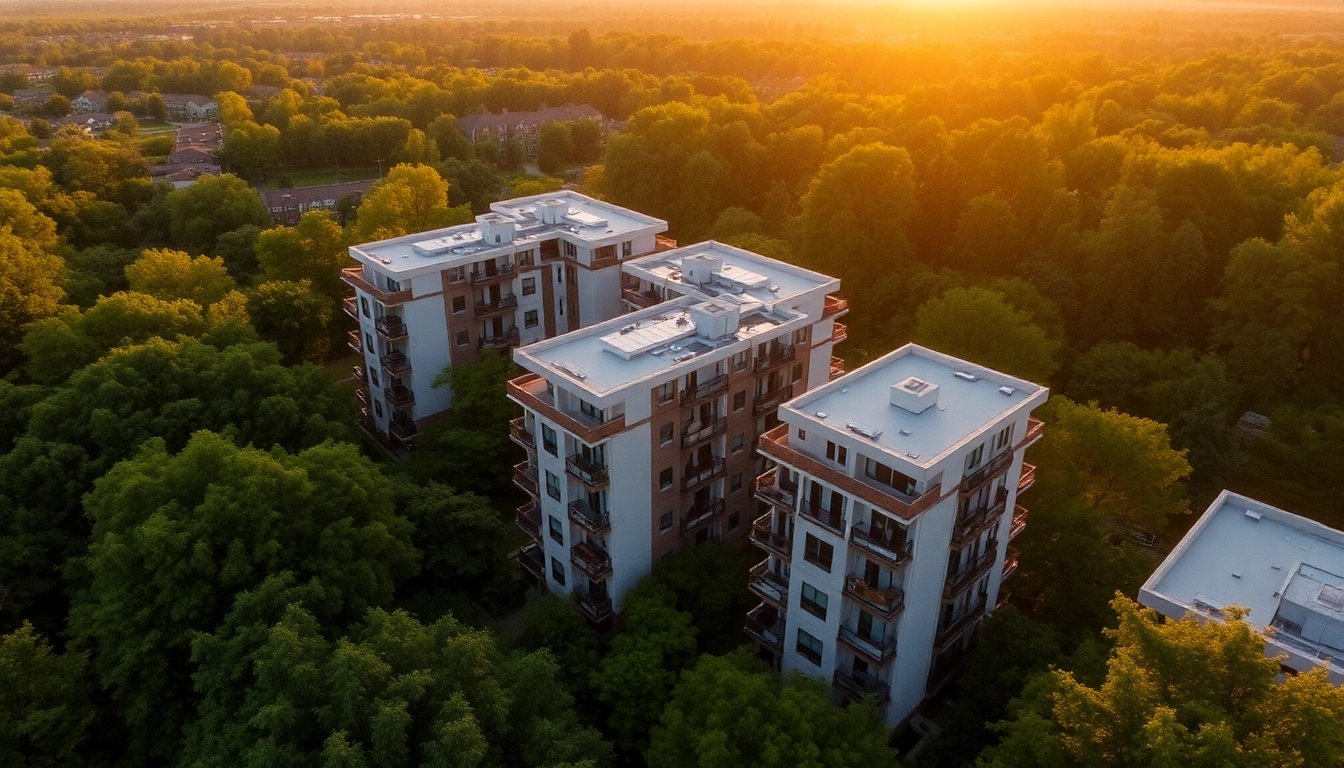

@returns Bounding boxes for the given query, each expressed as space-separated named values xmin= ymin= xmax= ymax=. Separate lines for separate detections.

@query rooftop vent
xmin=682 ymin=253 xmax=723 ymax=286
xmin=550 ymin=360 xmax=588 ymax=380
xmin=847 ymin=422 xmax=883 ymax=440
xmin=998 ymin=386 xmax=1016 ymax=396
xmin=1246 ymin=510 xmax=1263 ymax=522
xmin=890 ymin=376 xmax=940 ymax=414
xmin=476 ymin=213 xmax=516 ymax=245
xmin=536 ymin=199 xmax=568 ymax=225
xmin=688 ymin=298 xmax=740 ymax=340
xmin=953 ymin=371 xmax=978 ymax=382
xmin=1317 ymin=585 xmax=1344 ymax=610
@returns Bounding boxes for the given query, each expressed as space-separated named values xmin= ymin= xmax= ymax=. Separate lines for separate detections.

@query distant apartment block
xmin=343 ymin=191 xmax=670 ymax=446
xmin=1140 ymin=491 xmax=1344 ymax=685
xmin=261 ymin=180 xmax=375 ymax=226
xmin=745 ymin=344 xmax=1046 ymax=727
xmin=506 ymin=242 xmax=848 ymax=623
xmin=456 ymin=104 xmax=609 ymax=153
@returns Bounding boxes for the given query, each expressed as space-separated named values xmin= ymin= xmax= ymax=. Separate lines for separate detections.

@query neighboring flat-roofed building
xmin=344 ymin=191 xmax=670 ymax=447
xmin=751 ymin=343 xmax=1047 ymax=727
xmin=1140 ymin=491 xmax=1344 ymax=685
xmin=505 ymin=244 xmax=845 ymax=624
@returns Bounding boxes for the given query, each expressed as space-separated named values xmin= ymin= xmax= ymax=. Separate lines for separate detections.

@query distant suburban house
xmin=176 ymin=123 xmax=223 ymax=148
xmin=259 ymin=179 xmax=376 ymax=226
xmin=150 ymin=164 xmax=215 ymax=189
xmin=0 ymin=64 xmax=56 ymax=84
xmin=160 ymin=93 xmax=218 ymax=122
xmin=72 ymin=89 xmax=109 ymax=113
xmin=456 ymin=104 xmax=608 ymax=151
xmin=50 ymin=112 xmax=116 ymax=133
xmin=168 ymin=145 xmax=216 ymax=165
xmin=10 ymin=89 xmax=48 ymax=109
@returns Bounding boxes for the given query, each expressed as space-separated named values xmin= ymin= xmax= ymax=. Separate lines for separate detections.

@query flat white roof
xmin=350 ymin=190 xmax=666 ymax=274
xmin=782 ymin=344 xmax=1047 ymax=468
xmin=623 ymin=241 xmax=838 ymax=305
xmin=1141 ymin=492 xmax=1344 ymax=671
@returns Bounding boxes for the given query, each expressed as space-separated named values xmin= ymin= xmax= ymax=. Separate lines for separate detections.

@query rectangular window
xmin=542 ymin=425 xmax=557 ymax=456
xmin=558 ymin=299 xmax=564 ymax=315
xmin=522 ymin=276 xmax=536 ymax=296
xmin=622 ymin=241 xmax=633 ymax=257
xmin=659 ymin=423 xmax=674 ymax=446
xmin=548 ymin=515 xmax=564 ymax=544
xmin=728 ymin=511 xmax=740 ymax=530
xmin=550 ymin=557 xmax=566 ymax=586
xmin=794 ymin=328 xmax=808 ymax=344
xmin=370 ymin=369 xmax=380 ymax=388
xmin=452 ymin=296 xmax=466 ymax=314
xmin=826 ymin=441 xmax=847 ymax=466
xmin=557 ymin=264 xmax=565 ymax=283
xmin=525 ymin=310 xmax=539 ymax=328
xmin=792 ymin=364 xmax=803 ymax=383
xmin=803 ymin=533 xmax=833 ymax=572
xmin=658 ymin=381 xmax=677 ymax=403
xmin=563 ymin=242 xmax=577 ymax=260
xmin=373 ymin=400 xmax=383 ymax=418
xmin=863 ymin=457 xmax=916 ymax=496
xmin=360 ymin=297 xmax=370 ymax=317
xmin=545 ymin=470 xmax=561 ymax=501
xmin=733 ymin=351 xmax=749 ymax=371
xmin=733 ymin=391 xmax=746 ymax=411
xmin=455 ymin=330 xmax=470 ymax=346
xmin=518 ymin=250 xmax=534 ymax=267
xmin=730 ymin=473 xmax=743 ymax=492
xmin=365 ymin=332 xmax=374 ymax=351
xmin=579 ymin=400 xmax=604 ymax=423
xmin=965 ymin=444 xmax=985 ymax=473
xmin=731 ymin=434 xmax=745 ymax=453
xmin=386 ymin=278 xmax=402 ymax=293
xmin=800 ymin=582 xmax=828 ymax=619
xmin=448 ymin=267 xmax=464 ymax=283
xmin=992 ymin=424 xmax=1014 ymax=452
xmin=660 ymin=510 xmax=673 ymax=531
xmin=659 ymin=468 xmax=673 ymax=491
xmin=796 ymin=628 xmax=823 ymax=665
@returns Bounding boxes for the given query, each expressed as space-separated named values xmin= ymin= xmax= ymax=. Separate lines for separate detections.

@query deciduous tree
xmin=915 ymin=287 xmax=1060 ymax=382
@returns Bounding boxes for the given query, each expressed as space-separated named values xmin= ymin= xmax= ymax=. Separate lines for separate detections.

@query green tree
xmin=915 ymin=287 xmax=1061 ymax=382
xmin=246 ymin=279 xmax=333 ymax=365
xmin=220 ymin=122 xmax=279 ymax=181
xmin=517 ymin=594 xmax=604 ymax=716
xmin=166 ymin=174 xmax=271 ymax=255
xmin=125 ymin=248 xmax=239 ymax=307
xmin=409 ymin=350 xmax=519 ymax=495
xmin=648 ymin=650 xmax=899 ymax=768
xmin=951 ymin=194 xmax=1024 ymax=275
xmin=538 ymin=121 xmax=576 ymax=174
xmin=0 ymin=228 xmax=63 ymax=375
xmin=0 ymin=622 xmax=94 ymax=767
xmin=649 ymin=542 xmax=759 ymax=654
xmin=68 ymin=431 xmax=418 ymax=760
xmin=254 ymin=210 xmax=350 ymax=300
xmin=353 ymin=164 xmax=471 ymax=242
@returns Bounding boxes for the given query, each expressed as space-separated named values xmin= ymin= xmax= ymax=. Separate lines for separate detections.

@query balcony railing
xmin=352 ymin=365 xmax=364 ymax=380
xmin=997 ymin=591 xmax=1012 ymax=610
xmin=574 ymin=590 xmax=613 ymax=623
xmin=570 ymin=542 xmax=612 ymax=581
xmin=478 ymin=328 xmax=520 ymax=350
xmin=749 ymin=511 xmax=792 ymax=561
xmin=960 ymin=450 xmax=1014 ymax=494
xmin=748 ymin=560 xmax=789 ymax=609
xmin=341 ymin=265 xmax=412 ymax=305
xmin=508 ymin=417 xmax=535 ymax=450
xmin=951 ymin=491 xmax=1008 ymax=546
xmin=346 ymin=329 xmax=362 ymax=353
xmin=744 ymin=603 xmax=785 ymax=652
xmin=754 ymin=345 xmax=796 ymax=372
xmin=1017 ymin=418 xmax=1045 ymax=450
xmin=935 ymin=597 xmax=987 ymax=652
xmin=681 ymin=374 xmax=728 ymax=404
xmin=844 ymin=575 xmax=906 ymax=619
xmin=753 ymin=468 xmax=798 ymax=509
xmin=681 ymin=416 xmax=726 ymax=448
xmin=621 ymin=286 xmax=662 ymax=309
xmin=355 ymin=387 xmax=367 ymax=404
xmin=655 ymin=234 xmax=678 ymax=252
xmin=512 ymin=460 xmax=538 ymax=497
xmin=375 ymin=315 xmax=408 ymax=342
xmin=380 ymin=351 xmax=411 ymax=376
xmin=386 ymin=385 xmax=415 ymax=411
xmin=388 ymin=420 xmax=418 ymax=445
xmin=516 ymin=501 xmax=542 ymax=542
xmin=681 ymin=457 xmax=725 ymax=492
xmin=681 ymin=498 xmax=724 ymax=534
xmin=517 ymin=543 xmax=545 ymax=582
xmin=830 ymin=356 xmax=845 ymax=381
xmin=831 ymin=322 xmax=847 ymax=344
xmin=822 ymin=294 xmax=849 ymax=318
xmin=568 ymin=499 xmax=611 ymax=535
xmin=944 ymin=549 xmax=997 ymax=597
xmin=1018 ymin=464 xmax=1037 ymax=494
xmin=753 ymin=385 xmax=794 ymax=415
xmin=566 ymin=454 xmax=610 ymax=487
xmin=1009 ymin=505 xmax=1028 ymax=540
xmin=838 ymin=624 xmax=897 ymax=665
xmin=469 ymin=263 xmax=515 ymax=284
xmin=849 ymin=527 xmax=914 ymax=569
xmin=342 ymin=295 xmax=358 ymax=319
xmin=799 ymin=497 xmax=844 ymax=536
xmin=474 ymin=294 xmax=518 ymax=317
xmin=1002 ymin=547 xmax=1020 ymax=580
xmin=507 ymin=373 xmax=628 ymax=444
xmin=833 ymin=669 xmax=889 ymax=705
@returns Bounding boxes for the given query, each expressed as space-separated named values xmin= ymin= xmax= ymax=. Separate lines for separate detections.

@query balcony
xmin=744 ymin=603 xmax=785 ymax=652
xmin=352 ymin=365 xmax=364 ymax=380
xmin=749 ymin=511 xmax=792 ymax=561
xmin=517 ymin=543 xmax=545 ymax=582
xmin=507 ymin=373 xmax=628 ymax=444
xmin=681 ymin=373 xmax=728 ymax=404
xmin=754 ymin=345 xmax=796 ymax=372
xmin=570 ymin=542 xmax=612 ymax=581
xmin=655 ymin=234 xmax=678 ymax=252
xmin=342 ymin=295 xmax=358 ymax=319
xmin=951 ymin=492 xmax=1008 ymax=546
xmin=508 ymin=417 xmax=535 ymax=450
xmin=375 ymin=315 xmax=408 ymax=342
xmin=1016 ymin=418 xmax=1045 ymax=450
xmin=1002 ymin=547 xmax=1020 ymax=580
xmin=474 ymin=293 xmax=518 ymax=317
xmin=568 ymin=499 xmax=611 ymax=535
xmin=388 ymin=420 xmax=418 ymax=445
xmin=844 ymin=575 xmax=906 ymax=619
xmin=1018 ymin=464 xmax=1037 ymax=494
xmin=469 ymin=263 xmax=515 ymax=284
xmin=478 ymin=328 xmax=520 ymax=351
xmin=849 ymin=526 xmax=914 ymax=569
xmin=386 ymin=385 xmax=415 ymax=411
xmin=799 ymin=497 xmax=844 ymax=536
xmin=681 ymin=457 xmax=725 ymax=492
xmin=944 ymin=549 xmax=997 ymax=597
xmin=831 ymin=322 xmax=847 ymax=344
xmin=355 ymin=387 xmax=367 ymax=404
xmin=566 ymin=453 xmax=610 ymax=488
xmin=753 ymin=468 xmax=798 ymax=509
xmin=748 ymin=560 xmax=789 ymax=609
xmin=821 ymin=294 xmax=849 ymax=319
xmin=516 ymin=501 xmax=542 ymax=542
xmin=512 ymin=461 xmax=538 ymax=497
xmin=830 ymin=356 xmax=845 ymax=381
xmin=997 ymin=591 xmax=1012 ymax=610
xmin=346 ymin=329 xmax=362 ymax=353
xmin=621 ymin=286 xmax=662 ymax=309
xmin=681 ymin=498 xmax=724 ymax=534
xmin=753 ymin=385 xmax=794 ymax=415
xmin=574 ymin=590 xmax=613 ymax=623
xmin=1009 ymin=505 xmax=1028 ymax=540
xmin=681 ymin=416 xmax=726 ymax=449
xmin=960 ymin=450 xmax=1013 ymax=495
xmin=341 ymin=265 xmax=412 ymax=305
xmin=935 ymin=597 xmax=987 ymax=653
xmin=838 ymin=624 xmax=897 ymax=665
xmin=380 ymin=351 xmax=411 ymax=377
xmin=833 ymin=669 xmax=889 ymax=706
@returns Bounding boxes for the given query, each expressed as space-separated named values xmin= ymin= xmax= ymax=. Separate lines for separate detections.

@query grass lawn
xmin=136 ymin=118 xmax=177 ymax=132
xmin=263 ymin=166 xmax=382 ymax=190
xmin=323 ymin=352 xmax=360 ymax=386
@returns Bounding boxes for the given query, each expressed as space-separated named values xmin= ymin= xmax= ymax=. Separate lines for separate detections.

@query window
xmin=992 ymin=424 xmax=1014 ymax=452
xmin=733 ymin=391 xmax=746 ymax=411
xmin=556 ymin=264 xmax=564 ymax=283
xmin=798 ymin=429 xmax=806 ymax=441
xmin=826 ymin=441 xmax=848 ymax=466
xmin=522 ymin=276 xmax=536 ymax=296
xmin=659 ymin=468 xmax=673 ymax=490
xmin=800 ymin=582 xmax=828 ymax=619
xmin=964 ymin=444 xmax=985 ymax=473
xmin=365 ymin=332 xmax=374 ymax=351
xmin=456 ymin=331 xmax=470 ymax=346
xmin=659 ymin=423 xmax=675 ymax=446
xmin=525 ymin=310 xmax=539 ymax=328
xmin=563 ymin=242 xmax=577 ymax=260
xmin=796 ymin=628 xmax=823 ymax=665
xmin=369 ymin=369 xmax=380 ymax=388
xmin=550 ymin=557 xmax=566 ymax=586
xmin=448 ymin=267 xmax=464 ymax=283
xmin=803 ymin=533 xmax=833 ymax=571
xmin=542 ymin=425 xmax=558 ymax=456
xmin=863 ymin=457 xmax=917 ymax=496
xmin=373 ymin=400 xmax=383 ymax=418
xmin=728 ymin=511 xmax=740 ymax=530
xmin=794 ymin=328 xmax=808 ymax=344
xmin=792 ymin=364 xmax=803 ymax=383
xmin=733 ymin=351 xmax=749 ymax=371
xmin=545 ymin=470 xmax=561 ymax=501
xmin=452 ymin=296 xmax=466 ymax=314
xmin=360 ymin=297 xmax=370 ymax=317
xmin=660 ymin=510 xmax=673 ymax=531
xmin=579 ymin=399 xmax=604 ymax=423
xmin=658 ymin=381 xmax=677 ymax=403
xmin=622 ymin=241 xmax=633 ymax=257
xmin=558 ymin=299 xmax=564 ymax=315
xmin=386 ymin=278 xmax=402 ymax=293
xmin=731 ymin=473 xmax=743 ymax=492
xmin=549 ymin=515 xmax=564 ymax=544
xmin=518 ymin=250 xmax=534 ymax=267
xmin=731 ymin=433 xmax=745 ymax=453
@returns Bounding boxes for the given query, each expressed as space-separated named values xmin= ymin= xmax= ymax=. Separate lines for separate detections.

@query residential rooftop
xmin=782 ymin=344 xmax=1047 ymax=468
xmin=1141 ymin=491 xmax=1344 ymax=677
xmin=622 ymin=240 xmax=839 ymax=305
xmin=349 ymin=190 xmax=667 ymax=274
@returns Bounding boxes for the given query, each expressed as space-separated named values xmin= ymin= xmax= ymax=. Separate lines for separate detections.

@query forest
xmin=3 ymin=2 xmax=1344 ymax=766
